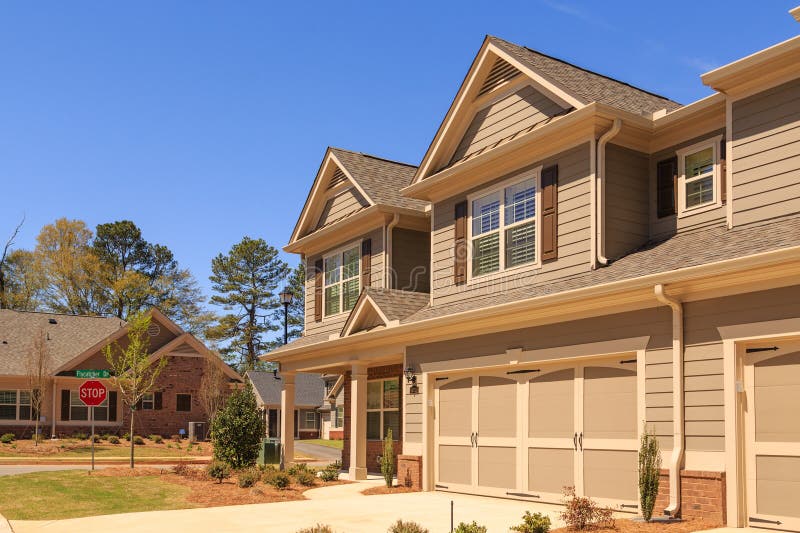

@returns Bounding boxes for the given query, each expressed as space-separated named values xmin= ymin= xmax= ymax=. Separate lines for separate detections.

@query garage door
xmin=745 ymin=341 xmax=800 ymax=531
xmin=435 ymin=358 xmax=640 ymax=509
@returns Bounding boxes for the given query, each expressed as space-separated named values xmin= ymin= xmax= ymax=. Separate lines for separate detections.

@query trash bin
xmin=258 ymin=438 xmax=282 ymax=465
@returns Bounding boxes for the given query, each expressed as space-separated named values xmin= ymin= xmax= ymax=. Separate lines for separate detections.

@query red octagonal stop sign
xmin=79 ymin=380 xmax=107 ymax=407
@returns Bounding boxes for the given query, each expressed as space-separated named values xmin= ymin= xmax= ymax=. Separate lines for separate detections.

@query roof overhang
xmin=265 ymin=245 xmax=800 ymax=372
xmin=701 ymin=34 xmax=800 ymax=96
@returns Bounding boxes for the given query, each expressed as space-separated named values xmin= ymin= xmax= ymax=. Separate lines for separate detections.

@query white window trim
xmin=304 ymin=410 xmax=317 ymax=429
xmin=335 ymin=405 xmax=344 ymax=428
xmin=322 ymin=239 xmax=362 ymax=319
xmin=466 ymin=166 xmax=542 ymax=284
xmin=366 ymin=377 xmax=400 ymax=441
xmin=141 ymin=392 xmax=155 ymax=411
xmin=0 ymin=389 xmax=33 ymax=421
xmin=676 ymin=135 xmax=723 ymax=218
xmin=69 ymin=390 xmax=109 ymax=422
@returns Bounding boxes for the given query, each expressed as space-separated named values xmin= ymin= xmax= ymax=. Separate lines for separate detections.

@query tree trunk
xmin=129 ymin=407 xmax=135 ymax=469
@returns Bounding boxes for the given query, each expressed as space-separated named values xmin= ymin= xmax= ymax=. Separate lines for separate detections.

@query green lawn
xmin=0 ymin=443 xmax=210 ymax=459
xmin=0 ymin=470 xmax=197 ymax=520
xmin=301 ymin=439 xmax=344 ymax=450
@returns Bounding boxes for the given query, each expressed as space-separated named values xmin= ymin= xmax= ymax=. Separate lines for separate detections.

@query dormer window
xmin=677 ymin=135 xmax=722 ymax=216
xmin=468 ymin=168 xmax=541 ymax=279
xmin=324 ymin=243 xmax=360 ymax=317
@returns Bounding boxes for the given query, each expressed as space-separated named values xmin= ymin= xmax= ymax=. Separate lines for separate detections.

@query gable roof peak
xmin=329 ymin=146 xmax=418 ymax=170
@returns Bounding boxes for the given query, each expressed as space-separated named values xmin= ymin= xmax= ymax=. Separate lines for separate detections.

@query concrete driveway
xmin=10 ymin=476 xmax=565 ymax=533
xmin=0 ymin=465 xmax=111 ymax=477
xmin=295 ymin=441 xmax=341 ymax=463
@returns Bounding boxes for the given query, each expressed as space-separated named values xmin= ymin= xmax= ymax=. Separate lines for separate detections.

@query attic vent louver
xmin=327 ymin=168 xmax=348 ymax=190
xmin=477 ymin=57 xmax=520 ymax=97
xmin=48 ymin=318 xmax=57 ymax=324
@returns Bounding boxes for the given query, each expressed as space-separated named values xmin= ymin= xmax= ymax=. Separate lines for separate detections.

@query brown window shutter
xmin=108 ymin=391 xmax=117 ymax=422
xmin=541 ymin=165 xmax=558 ymax=262
xmin=656 ymin=157 xmax=678 ymax=218
xmin=719 ymin=137 xmax=727 ymax=203
xmin=154 ymin=391 xmax=163 ymax=410
xmin=361 ymin=239 xmax=372 ymax=288
xmin=314 ymin=258 xmax=323 ymax=322
xmin=453 ymin=201 xmax=467 ymax=285
xmin=136 ymin=398 xmax=143 ymax=410
xmin=61 ymin=389 xmax=70 ymax=421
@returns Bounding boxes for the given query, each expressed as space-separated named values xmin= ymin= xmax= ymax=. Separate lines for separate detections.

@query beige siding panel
xmin=314 ymin=187 xmax=369 ymax=230
xmin=685 ymin=405 xmax=725 ymax=421
xmin=645 ymin=363 xmax=672 ymax=379
xmin=605 ymin=144 xmax=649 ymax=260
xmin=685 ymin=390 xmax=725 ymax=407
xmin=685 ymin=374 xmax=724 ymax=391
xmin=450 ymin=85 xmax=566 ymax=163
xmin=686 ymin=420 xmax=725 ymax=437
xmin=686 ymin=436 xmax=724 ymax=451
xmin=684 ymin=358 xmax=723 ymax=377
xmin=732 ymin=77 xmax=800 ymax=226
xmin=646 ymin=392 xmax=673 ymax=408
xmin=646 ymin=407 xmax=673 ymax=422
xmin=647 ymin=349 xmax=673 ymax=365
xmin=646 ymin=377 xmax=672 ymax=394
xmin=391 ymin=228 xmax=430 ymax=293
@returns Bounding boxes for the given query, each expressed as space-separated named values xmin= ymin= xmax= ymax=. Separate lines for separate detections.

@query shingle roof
xmin=489 ymin=36 xmax=682 ymax=117
xmin=246 ymin=370 xmax=326 ymax=407
xmin=330 ymin=148 xmax=428 ymax=213
xmin=0 ymin=310 xmax=122 ymax=376
xmin=363 ymin=288 xmax=430 ymax=322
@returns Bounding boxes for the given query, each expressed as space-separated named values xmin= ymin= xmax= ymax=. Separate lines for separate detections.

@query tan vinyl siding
xmin=605 ymin=144 xmax=649 ymax=260
xmin=432 ymin=143 xmax=591 ymax=307
xmin=650 ymin=128 xmax=726 ymax=240
xmin=449 ymin=85 xmax=566 ymax=164
xmin=391 ymin=228 xmax=430 ymax=293
xmin=404 ymin=377 xmax=423 ymax=443
xmin=303 ymin=227 xmax=385 ymax=336
xmin=732 ymin=77 xmax=800 ymax=226
xmin=314 ymin=187 xmax=369 ymax=230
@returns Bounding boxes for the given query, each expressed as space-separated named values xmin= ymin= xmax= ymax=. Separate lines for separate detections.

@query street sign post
xmin=79 ymin=380 xmax=107 ymax=471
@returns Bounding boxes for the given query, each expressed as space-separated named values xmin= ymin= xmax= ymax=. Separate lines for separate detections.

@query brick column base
xmin=654 ymin=469 xmax=726 ymax=524
xmin=398 ymin=455 xmax=422 ymax=490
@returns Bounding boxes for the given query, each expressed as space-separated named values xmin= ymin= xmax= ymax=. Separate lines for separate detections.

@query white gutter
xmin=385 ymin=214 xmax=400 ymax=288
xmin=595 ymin=118 xmax=622 ymax=266
xmin=654 ymin=284 xmax=684 ymax=518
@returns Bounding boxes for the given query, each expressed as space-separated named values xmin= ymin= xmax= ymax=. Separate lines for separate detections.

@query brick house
xmin=247 ymin=370 xmax=326 ymax=439
xmin=0 ymin=308 xmax=242 ymax=439
xmin=266 ymin=11 xmax=800 ymax=530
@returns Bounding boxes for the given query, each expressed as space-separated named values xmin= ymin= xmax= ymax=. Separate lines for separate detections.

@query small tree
xmin=103 ymin=312 xmax=167 ymax=468
xmin=379 ymin=428 xmax=395 ymax=488
xmin=25 ymin=327 xmax=52 ymax=444
xmin=211 ymin=383 xmax=264 ymax=468
xmin=639 ymin=424 xmax=662 ymax=522
xmin=198 ymin=354 xmax=228 ymax=423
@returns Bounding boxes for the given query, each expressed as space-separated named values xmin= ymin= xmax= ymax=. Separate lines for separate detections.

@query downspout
xmin=385 ymin=214 xmax=400 ymax=289
xmin=654 ymin=283 xmax=684 ymax=518
xmin=595 ymin=118 xmax=622 ymax=266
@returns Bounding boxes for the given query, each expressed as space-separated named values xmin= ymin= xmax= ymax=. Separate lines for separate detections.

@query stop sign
xmin=79 ymin=380 xmax=107 ymax=407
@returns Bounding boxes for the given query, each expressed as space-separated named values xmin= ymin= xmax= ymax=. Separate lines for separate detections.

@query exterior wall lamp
xmin=404 ymin=366 xmax=419 ymax=395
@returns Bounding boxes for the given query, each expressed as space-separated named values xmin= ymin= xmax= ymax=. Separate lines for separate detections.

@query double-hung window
xmin=324 ymin=244 xmax=360 ymax=317
xmin=470 ymin=170 xmax=539 ymax=278
xmin=677 ymin=136 xmax=721 ymax=216
xmin=335 ymin=405 xmax=344 ymax=428
xmin=70 ymin=390 xmax=109 ymax=421
xmin=0 ymin=390 xmax=19 ymax=420
xmin=366 ymin=378 xmax=400 ymax=440
xmin=305 ymin=411 xmax=317 ymax=429
xmin=141 ymin=392 xmax=155 ymax=410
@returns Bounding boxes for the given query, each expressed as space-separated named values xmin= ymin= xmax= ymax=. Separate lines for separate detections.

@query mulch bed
xmin=361 ymin=485 xmax=420 ymax=496
xmin=551 ymin=517 xmax=721 ymax=533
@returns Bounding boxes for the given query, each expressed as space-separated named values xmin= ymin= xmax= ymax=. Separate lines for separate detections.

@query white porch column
xmin=349 ymin=363 xmax=368 ymax=480
xmin=280 ymin=372 xmax=295 ymax=470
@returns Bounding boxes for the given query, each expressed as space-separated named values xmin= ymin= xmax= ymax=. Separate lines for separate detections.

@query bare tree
xmin=103 ymin=312 xmax=167 ymax=468
xmin=0 ymin=216 xmax=25 ymax=309
xmin=26 ymin=327 xmax=52 ymax=445
xmin=199 ymin=353 xmax=228 ymax=424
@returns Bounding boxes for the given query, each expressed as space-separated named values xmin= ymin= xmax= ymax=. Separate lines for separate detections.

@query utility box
xmin=258 ymin=438 xmax=282 ymax=465
xmin=188 ymin=421 xmax=206 ymax=442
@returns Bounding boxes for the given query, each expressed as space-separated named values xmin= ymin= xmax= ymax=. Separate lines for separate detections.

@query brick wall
xmin=398 ymin=455 xmax=422 ymax=490
xmin=655 ymin=469 xmax=726 ymax=523
xmin=342 ymin=364 xmax=403 ymax=473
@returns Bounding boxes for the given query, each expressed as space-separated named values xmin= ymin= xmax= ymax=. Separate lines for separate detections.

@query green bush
xmin=319 ymin=462 xmax=340 ymax=482
xmin=206 ymin=460 xmax=231 ymax=484
xmin=123 ymin=432 xmax=131 ymax=441
xmin=72 ymin=432 xmax=88 ymax=440
xmin=269 ymin=472 xmax=291 ymax=490
xmin=454 ymin=522 xmax=487 ymax=533
xmin=133 ymin=435 xmax=145 ymax=445
xmin=639 ymin=425 xmax=662 ymax=522
xmin=287 ymin=462 xmax=308 ymax=476
xmin=295 ymin=469 xmax=316 ymax=487
xmin=105 ymin=435 xmax=119 ymax=444
xmin=91 ymin=434 xmax=102 ymax=443
xmin=379 ymin=428 xmax=395 ymax=488
xmin=238 ymin=468 xmax=260 ymax=488
xmin=295 ymin=525 xmax=334 ymax=533
xmin=211 ymin=384 xmax=264 ymax=469
xmin=0 ymin=433 xmax=14 ymax=444
xmin=387 ymin=519 xmax=429 ymax=533
xmin=148 ymin=434 xmax=163 ymax=444
xmin=510 ymin=511 xmax=551 ymax=533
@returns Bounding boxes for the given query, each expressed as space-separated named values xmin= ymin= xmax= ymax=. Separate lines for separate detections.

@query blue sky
xmin=2 ymin=1 xmax=798 ymax=308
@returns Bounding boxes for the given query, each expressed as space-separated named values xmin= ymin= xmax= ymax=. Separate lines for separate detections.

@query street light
xmin=279 ymin=288 xmax=294 ymax=345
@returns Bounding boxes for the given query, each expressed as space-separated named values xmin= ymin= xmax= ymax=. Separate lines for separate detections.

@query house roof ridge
xmin=330 ymin=146 xmax=419 ymax=169
xmin=0 ymin=309 xmax=119 ymax=320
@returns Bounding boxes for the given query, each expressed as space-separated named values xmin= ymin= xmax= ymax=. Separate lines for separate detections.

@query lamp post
xmin=279 ymin=288 xmax=294 ymax=345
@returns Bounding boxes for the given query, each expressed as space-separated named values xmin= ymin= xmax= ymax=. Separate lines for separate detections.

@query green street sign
xmin=76 ymin=369 xmax=110 ymax=379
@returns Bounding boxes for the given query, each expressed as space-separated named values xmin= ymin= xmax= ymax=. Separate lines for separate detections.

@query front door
xmin=744 ymin=340 xmax=800 ymax=531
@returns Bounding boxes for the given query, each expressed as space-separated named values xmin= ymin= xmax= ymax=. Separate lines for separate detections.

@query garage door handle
xmin=573 ymin=433 xmax=577 ymax=450
xmin=470 ymin=432 xmax=476 ymax=447
xmin=579 ymin=432 xmax=583 ymax=451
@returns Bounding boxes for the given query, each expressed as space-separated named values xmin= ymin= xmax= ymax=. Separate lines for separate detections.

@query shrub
xmin=0 ymin=433 xmax=14 ymax=444
xmin=319 ymin=463 xmax=340 ymax=482
xmin=72 ymin=432 xmax=88 ymax=440
xmin=149 ymin=434 xmax=163 ymax=444
xmin=287 ymin=462 xmax=308 ymax=476
xmin=91 ymin=434 xmax=102 ymax=443
xmin=295 ymin=469 xmax=316 ymax=487
xmin=108 ymin=435 xmax=120 ymax=444
xmin=238 ymin=468 xmax=260 ymax=488
xmin=454 ymin=522 xmax=487 ymax=533
xmin=206 ymin=460 xmax=231 ymax=484
xmin=172 ymin=463 xmax=190 ymax=476
xmin=133 ymin=435 xmax=145 ymax=445
xmin=295 ymin=525 xmax=334 ymax=533
xmin=211 ymin=384 xmax=264 ymax=469
xmin=639 ymin=425 xmax=662 ymax=522
xmin=387 ymin=519 xmax=429 ymax=533
xmin=123 ymin=432 xmax=131 ymax=441
xmin=510 ymin=511 xmax=551 ymax=533
xmin=560 ymin=487 xmax=614 ymax=530
xmin=379 ymin=428 xmax=395 ymax=488
xmin=269 ymin=472 xmax=291 ymax=490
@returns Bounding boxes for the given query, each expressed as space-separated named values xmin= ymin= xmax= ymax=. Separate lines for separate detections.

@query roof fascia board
xmin=652 ymin=92 xmax=725 ymax=128
xmin=266 ymin=245 xmax=800 ymax=364
xmin=289 ymin=148 xmax=334 ymax=245
xmin=701 ymin=35 xmax=800 ymax=91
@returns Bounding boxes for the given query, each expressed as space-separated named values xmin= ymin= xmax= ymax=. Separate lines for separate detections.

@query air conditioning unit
xmin=188 ymin=421 xmax=206 ymax=442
